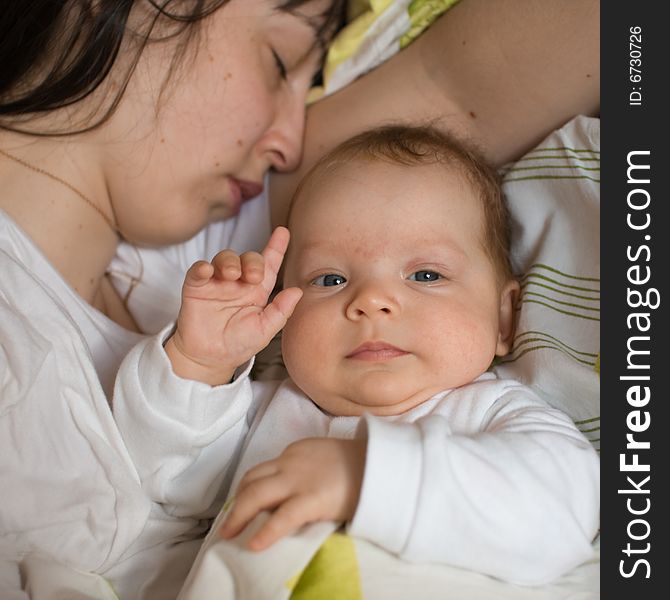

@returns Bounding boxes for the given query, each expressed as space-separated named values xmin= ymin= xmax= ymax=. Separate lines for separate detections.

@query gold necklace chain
xmin=0 ymin=146 xmax=144 ymax=316
xmin=0 ymin=146 xmax=120 ymax=235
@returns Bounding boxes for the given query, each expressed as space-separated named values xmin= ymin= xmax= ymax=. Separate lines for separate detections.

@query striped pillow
xmin=492 ymin=115 xmax=600 ymax=452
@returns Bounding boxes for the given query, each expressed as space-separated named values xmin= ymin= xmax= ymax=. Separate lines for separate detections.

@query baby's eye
xmin=408 ymin=270 xmax=443 ymax=283
xmin=311 ymin=274 xmax=347 ymax=287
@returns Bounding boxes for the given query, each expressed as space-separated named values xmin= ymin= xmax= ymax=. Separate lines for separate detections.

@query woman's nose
xmin=345 ymin=283 xmax=400 ymax=321
xmin=261 ymin=91 xmax=306 ymax=172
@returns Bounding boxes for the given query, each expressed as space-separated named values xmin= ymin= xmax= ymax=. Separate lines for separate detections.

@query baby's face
xmin=282 ymin=160 xmax=514 ymax=416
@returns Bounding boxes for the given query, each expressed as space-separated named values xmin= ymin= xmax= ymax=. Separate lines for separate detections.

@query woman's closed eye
xmin=311 ymin=273 xmax=347 ymax=287
xmin=272 ymin=49 xmax=287 ymax=80
xmin=408 ymin=270 xmax=444 ymax=283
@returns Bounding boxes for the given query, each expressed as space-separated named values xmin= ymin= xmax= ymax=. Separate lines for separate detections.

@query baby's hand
xmin=165 ymin=227 xmax=302 ymax=385
xmin=219 ymin=438 xmax=366 ymax=550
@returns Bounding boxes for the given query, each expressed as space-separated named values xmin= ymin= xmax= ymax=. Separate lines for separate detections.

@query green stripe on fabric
xmin=525 ymin=147 xmax=600 ymax=155
xmin=517 ymin=298 xmax=600 ymax=322
xmin=521 ymin=273 xmax=599 ymax=294
xmin=499 ymin=344 xmax=596 ymax=366
xmin=575 ymin=416 xmax=601 ymax=425
xmin=521 ymin=279 xmax=600 ymax=301
xmin=515 ymin=155 xmax=600 ymax=163
xmin=506 ymin=164 xmax=601 ymax=173
xmin=580 ymin=426 xmax=601 ymax=433
xmin=512 ymin=337 xmax=596 ymax=363
xmin=505 ymin=174 xmax=600 ymax=183
xmin=514 ymin=331 xmax=598 ymax=358
xmin=523 ymin=291 xmax=600 ymax=313
xmin=527 ymin=264 xmax=600 ymax=283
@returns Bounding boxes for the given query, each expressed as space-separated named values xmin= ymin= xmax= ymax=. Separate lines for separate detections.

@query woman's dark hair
xmin=0 ymin=0 xmax=346 ymax=135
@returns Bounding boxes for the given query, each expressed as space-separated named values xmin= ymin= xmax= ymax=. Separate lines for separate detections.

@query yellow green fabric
xmin=322 ymin=0 xmax=395 ymax=84
xmin=288 ymin=533 xmax=362 ymax=600
xmin=400 ymin=0 xmax=461 ymax=47
xmin=312 ymin=0 xmax=460 ymax=102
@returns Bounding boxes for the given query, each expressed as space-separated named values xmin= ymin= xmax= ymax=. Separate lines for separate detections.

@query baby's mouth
xmin=346 ymin=341 xmax=409 ymax=361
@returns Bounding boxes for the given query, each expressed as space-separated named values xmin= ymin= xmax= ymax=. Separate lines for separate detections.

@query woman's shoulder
xmin=0 ymin=241 xmax=83 ymax=384
xmin=0 ymin=211 xmax=103 ymax=397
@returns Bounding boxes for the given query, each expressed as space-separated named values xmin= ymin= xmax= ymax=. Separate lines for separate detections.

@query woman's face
xmin=101 ymin=0 xmax=332 ymax=246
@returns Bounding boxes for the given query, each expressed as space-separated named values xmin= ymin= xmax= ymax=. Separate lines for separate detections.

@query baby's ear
xmin=495 ymin=279 xmax=521 ymax=357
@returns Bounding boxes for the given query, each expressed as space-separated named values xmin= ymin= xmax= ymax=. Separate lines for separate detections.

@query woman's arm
xmin=270 ymin=0 xmax=599 ymax=226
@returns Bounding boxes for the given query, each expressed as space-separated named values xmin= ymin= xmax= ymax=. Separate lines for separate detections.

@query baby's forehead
xmin=290 ymin=175 xmax=482 ymax=251
xmin=291 ymin=157 xmax=458 ymax=211
xmin=289 ymin=157 xmax=481 ymax=227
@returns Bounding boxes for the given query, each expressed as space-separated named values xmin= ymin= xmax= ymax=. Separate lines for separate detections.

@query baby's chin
xmin=307 ymin=387 xmax=444 ymax=418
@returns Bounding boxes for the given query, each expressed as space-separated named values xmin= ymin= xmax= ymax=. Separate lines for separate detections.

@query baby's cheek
xmin=282 ymin=311 xmax=328 ymax=389
xmin=430 ymin=314 xmax=497 ymax=372
xmin=461 ymin=319 xmax=499 ymax=367
xmin=280 ymin=321 xmax=304 ymax=377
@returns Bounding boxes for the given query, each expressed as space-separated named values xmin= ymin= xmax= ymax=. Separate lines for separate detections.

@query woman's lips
xmin=231 ymin=178 xmax=264 ymax=200
xmin=228 ymin=178 xmax=264 ymax=212
xmin=346 ymin=342 xmax=409 ymax=361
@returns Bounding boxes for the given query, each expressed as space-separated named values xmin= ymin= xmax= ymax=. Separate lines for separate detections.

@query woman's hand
xmin=164 ymin=226 xmax=302 ymax=385
xmin=219 ymin=438 xmax=367 ymax=550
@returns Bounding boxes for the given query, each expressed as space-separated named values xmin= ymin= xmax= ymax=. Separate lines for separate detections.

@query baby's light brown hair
xmin=287 ymin=124 xmax=514 ymax=286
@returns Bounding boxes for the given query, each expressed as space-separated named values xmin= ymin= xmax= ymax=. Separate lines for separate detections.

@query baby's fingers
xmin=261 ymin=227 xmax=290 ymax=279
xmin=237 ymin=462 xmax=280 ymax=492
xmin=247 ymin=496 xmax=319 ymax=551
xmin=239 ymin=251 xmax=265 ymax=284
xmin=211 ymin=250 xmax=266 ymax=284
xmin=184 ymin=260 xmax=214 ymax=288
xmin=211 ymin=250 xmax=243 ymax=281
xmin=258 ymin=287 xmax=303 ymax=336
xmin=219 ymin=477 xmax=286 ymax=540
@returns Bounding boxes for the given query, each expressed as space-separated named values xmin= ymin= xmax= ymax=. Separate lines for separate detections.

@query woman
xmin=0 ymin=0 xmax=598 ymax=598
xmin=0 ymin=2 xmax=346 ymax=598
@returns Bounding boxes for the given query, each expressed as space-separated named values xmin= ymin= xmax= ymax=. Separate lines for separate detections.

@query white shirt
xmin=116 ymin=355 xmax=600 ymax=586
xmin=0 ymin=189 xmax=271 ymax=600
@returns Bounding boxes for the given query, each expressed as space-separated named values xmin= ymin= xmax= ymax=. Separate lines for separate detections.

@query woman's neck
xmin=0 ymin=132 xmax=121 ymax=310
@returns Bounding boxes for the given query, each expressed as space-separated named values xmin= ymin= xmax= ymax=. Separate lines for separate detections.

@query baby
xmin=164 ymin=125 xmax=599 ymax=583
